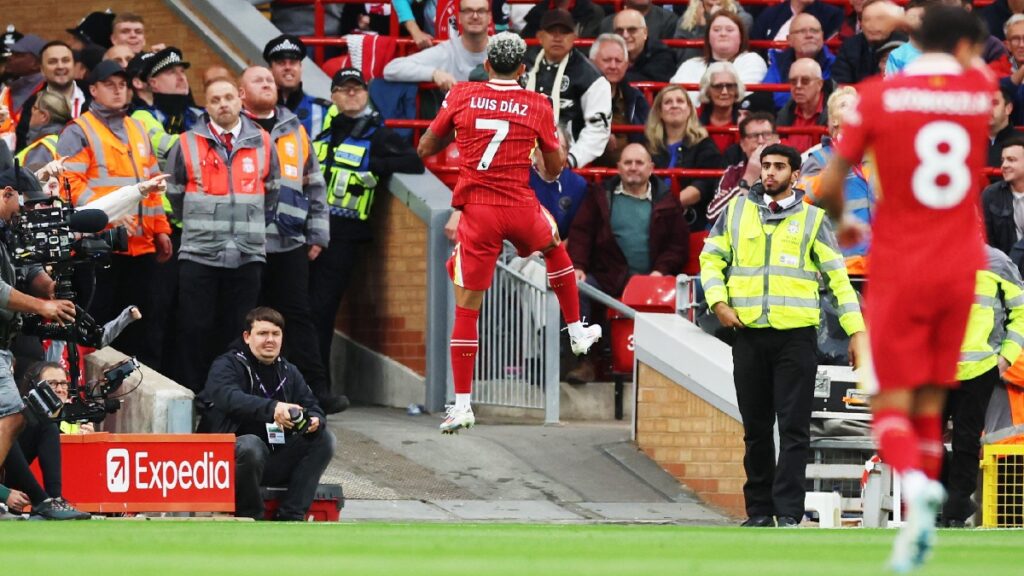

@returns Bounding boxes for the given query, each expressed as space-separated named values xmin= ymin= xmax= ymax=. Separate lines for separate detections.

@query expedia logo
xmin=104 ymin=449 xmax=231 ymax=497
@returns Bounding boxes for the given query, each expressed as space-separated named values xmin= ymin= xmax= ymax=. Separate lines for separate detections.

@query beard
xmin=763 ymin=180 xmax=791 ymax=196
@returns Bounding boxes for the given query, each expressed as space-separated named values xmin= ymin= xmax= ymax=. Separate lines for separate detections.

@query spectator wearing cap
xmin=383 ymin=0 xmax=491 ymax=92
xmin=751 ymin=0 xmax=844 ymax=41
xmin=832 ymin=0 xmax=906 ymax=84
xmin=165 ymin=77 xmax=282 ymax=394
xmin=522 ymin=0 xmax=605 ymax=39
xmin=776 ymin=58 xmax=831 ymax=154
xmin=589 ymin=33 xmax=649 ymax=167
xmin=599 ymin=0 xmax=679 ymax=42
xmin=0 ymin=34 xmax=46 ymax=150
xmin=14 ymin=41 xmax=89 ymax=153
xmin=610 ymin=9 xmax=678 ymax=83
xmin=761 ymin=13 xmax=835 ymax=110
xmin=309 ymin=67 xmax=423 ymax=393
xmin=57 ymin=60 xmax=172 ymax=370
xmin=14 ymin=92 xmax=71 ymax=172
xmin=237 ymin=66 xmax=346 ymax=415
xmin=263 ymin=35 xmax=331 ymax=139
xmin=66 ymin=10 xmax=116 ymax=50
xmin=524 ymin=9 xmax=612 ymax=168
xmin=131 ymin=47 xmax=203 ymax=168
xmin=72 ymin=45 xmax=105 ymax=82
xmin=110 ymin=13 xmax=146 ymax=55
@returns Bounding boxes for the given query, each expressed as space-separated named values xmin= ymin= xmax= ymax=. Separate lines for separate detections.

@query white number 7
xmin=475 ymin=118 xmax=509 ymax=171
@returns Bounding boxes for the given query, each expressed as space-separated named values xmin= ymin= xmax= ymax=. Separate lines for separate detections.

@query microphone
xmin=66 ymin=209 xmax=109 ymax=233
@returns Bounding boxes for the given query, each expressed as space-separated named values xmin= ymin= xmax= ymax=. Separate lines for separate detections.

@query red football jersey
xmin=835 ymin=56 xmax=995 ymax=282
xmin=428 ymin=78 xmax=561 ymax=207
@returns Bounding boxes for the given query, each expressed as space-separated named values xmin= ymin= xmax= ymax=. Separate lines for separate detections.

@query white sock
xmin=455 ymin=393 xmax=472 ymax=411
xmin=567 ymin=321 xmax=585 ymax=340
xmin=902 ymin=469 xmax=928 ymax=497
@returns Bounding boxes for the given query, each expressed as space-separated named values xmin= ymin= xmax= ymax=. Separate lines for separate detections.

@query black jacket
xmin=832 ymin=32 xmax=907 ymax=85
xmin=651 ymin=136 xmax=725 ymax=231
xmin=196 ymin=340 xmax=325 ymax=435
xmin=624 ymin=38 xmax=678 ymax=83
xmin=983 ymin=180 xmax=1018 ymax=259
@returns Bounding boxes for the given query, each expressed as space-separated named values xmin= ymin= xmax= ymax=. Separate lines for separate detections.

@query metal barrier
xmin=473 ymin=254 xmax=561 ymax=424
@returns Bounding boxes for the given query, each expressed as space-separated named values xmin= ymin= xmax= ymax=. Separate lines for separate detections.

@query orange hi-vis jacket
xmin=63 ymin=111 xmax=171 ymax=256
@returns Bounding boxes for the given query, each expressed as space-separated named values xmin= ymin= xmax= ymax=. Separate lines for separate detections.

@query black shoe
xmin=944 ymin=518 xmax=967 ymax=528
xmin=30 ymin=497 xmax=91 ymax=520
xmin=318 ymin=394 xmax=350 ymax=415
xmin=775 ymin=515 xmax=801 ymax=527
xmin=740 ymin=515 xmax=774 ymax=527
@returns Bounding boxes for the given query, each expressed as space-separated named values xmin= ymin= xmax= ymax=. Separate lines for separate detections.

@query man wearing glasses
xmin=776 ymin=58 xmax=831 ymax=153
xmin=610 ymin=9 xmax=677 ymax=83
xmin=383 ymin=0 xmax=492 ymax=92
xmin=706 ymin=112 xmax=779 ymax=226
xmin=762 ymin=13 xmax=836 ymax=109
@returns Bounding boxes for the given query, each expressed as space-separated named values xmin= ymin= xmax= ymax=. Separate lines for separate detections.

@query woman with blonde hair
xmin=675 ymin=0 xmax=754 ymax=62
xmin=645 ymin=85 xmax=724 ymax=231
xmin=15 ymin=91 xmax=71 ymax=171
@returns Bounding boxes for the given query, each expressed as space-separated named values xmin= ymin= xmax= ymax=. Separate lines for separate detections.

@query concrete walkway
xmin=323 ymin=407 xmax=730 ymax=524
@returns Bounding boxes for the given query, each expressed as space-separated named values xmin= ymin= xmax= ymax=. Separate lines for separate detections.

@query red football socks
xmin=872 ymin=409 xmax=921 ymax=475
xmin=544 ymin=244 xmax=581 ymax=324
xmin=450 ymin=306 xmax=480 ymax=395
xmin=911 ymin=414 xmax=945 ymax=480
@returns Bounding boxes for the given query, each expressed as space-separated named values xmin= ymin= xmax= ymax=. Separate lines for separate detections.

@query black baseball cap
xmin=263 ymin=34 xmax=306 ymax=63
xmin=332 ymin=67 xmax=367 ymax=88
xmin=539 ymin=9 xmax=575 ymax=32
xmin=0 ymin=166 xmax=44 ymax=197
xmin=87 ymin=59 xmax=128 ymax=84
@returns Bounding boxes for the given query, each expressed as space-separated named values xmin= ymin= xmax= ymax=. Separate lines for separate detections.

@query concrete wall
xmin=87 ymin=347 xmax=194 ymax=434
xmin=2 ymin=0 xmax=234 ymax=101
xmin=633 ymin=313 xmax=746 ymax=518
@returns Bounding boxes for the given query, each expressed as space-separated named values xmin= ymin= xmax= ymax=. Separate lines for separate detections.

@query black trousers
xmin=733 ymin=326 xmax=818 ymax=519
xmin=90 ymin=254 xmax=162 ymax=367
xmin=261 ymin=247 xmax=330 ymax=399
xmin=942 ymin=366 xmax=999 ymax=522
xmin=17 ymin=420 xmax=62 ymax=498
xmin=149 ymin=228 xmax=182 ymax=378
xmin=234 ymin=429 xmax=336 ymax=520
xmin=178 ymin=261 xmax=263 ymax=393
xmin=1 ymin=441 xmax=49 ymax=505
xmin=309 ymin=231 xmax=364 ymax=385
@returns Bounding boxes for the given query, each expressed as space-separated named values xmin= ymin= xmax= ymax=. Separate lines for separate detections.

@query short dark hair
xmin=999 ymin=83 xmax=1016 ymax=108
xmin=761 ymin=143 xmax=802 ymax=171
xmin=245 ymin=307 xmax=285 ymax=332
xmin=739 ymin=112 xmax=777 ymax=137
xmin=19 ymin=360 xmax=66 ymax=396
xmin=915 ymin=5 xmax=987 ymax=53
xmin=1001 ymin=137 xmax=1024 ymax=155
xmin=40 ymin=40 xmax=72 ymax=59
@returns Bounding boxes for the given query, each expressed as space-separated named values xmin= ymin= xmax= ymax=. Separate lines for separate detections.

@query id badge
xmin=266 ymin=423 xmax=286 ymax=445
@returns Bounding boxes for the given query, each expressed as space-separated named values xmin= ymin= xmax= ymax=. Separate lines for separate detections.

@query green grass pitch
xmin=2 ymin=522 xmax=1019 ymax=575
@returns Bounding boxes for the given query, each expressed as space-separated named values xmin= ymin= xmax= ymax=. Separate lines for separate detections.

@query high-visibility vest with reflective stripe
xmin=14 ymin=133 xmax=58 ymax=166
xmin=178 ymin=129 xmax=273 ymax=257
xmin=69 ymin=112 xmax=165 ymax=256
xmin=273 ymin=127 xmax=313 ymax=236
xmin=315 ymin=135 xmax=376 ymax=220
xmin=700 ymin=193 xmax=864 ymax=332
xmin=958 ymin=247 xmax=1024 ymax=381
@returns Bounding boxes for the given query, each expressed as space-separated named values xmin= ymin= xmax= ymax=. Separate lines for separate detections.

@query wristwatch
xmin=738 ymin=179 xmax=751 ymax=190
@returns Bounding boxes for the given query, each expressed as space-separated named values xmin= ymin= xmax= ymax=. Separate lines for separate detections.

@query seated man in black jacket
xmin=197 ymin=307 xmax=336 ymax=521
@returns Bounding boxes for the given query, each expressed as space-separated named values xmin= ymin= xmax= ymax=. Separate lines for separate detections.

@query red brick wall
xmin=635 ymin=362 xmax=746 ymax=518
xmin=3 ymin=0 xmax=235 ymax=101
xmin=335 ymin=194 xmax=429 ymax=375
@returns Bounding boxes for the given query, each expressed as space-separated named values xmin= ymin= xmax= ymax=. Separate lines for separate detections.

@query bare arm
xmin=417 ymin=129 xmax=452 ymax=159
xmin=540 ymin=148 xmax=565 ymax=181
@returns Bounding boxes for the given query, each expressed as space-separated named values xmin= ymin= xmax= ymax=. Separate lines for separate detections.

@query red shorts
xmin=866 ymin=272 xmax=974 ymax=391
xmin=447 ymin=203 xmax=558 ymax=291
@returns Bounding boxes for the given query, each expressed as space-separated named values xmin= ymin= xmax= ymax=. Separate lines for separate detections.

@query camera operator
xmin=0 ymin=166 xmax=77 ymax=492
xmin=195 ymin=307 xmax=335 ymax=521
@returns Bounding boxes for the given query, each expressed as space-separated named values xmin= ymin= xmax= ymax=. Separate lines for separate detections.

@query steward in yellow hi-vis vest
xmin=699 ymin=144 xmax=865 ymax=527
xmin=943 ymin=245 xmax=1024 ymax=525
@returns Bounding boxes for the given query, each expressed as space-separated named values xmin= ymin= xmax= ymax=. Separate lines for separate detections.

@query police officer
xmin=0 ymin=166 xmax=77 ymax=490
xmin=238 ymin=65 xmax=346 ymax=414
xmin=131 ymin=47 xmax=204 ymax=169
xmin=700 ymin=143 xmax=865 ymax=528
xmin=309 ymin=68 xmax=423 ymax=387
xmin=263 ymin=35 xmax=330 ymax=139
xmin=943 ymin=246 xmax=1024 ymax=527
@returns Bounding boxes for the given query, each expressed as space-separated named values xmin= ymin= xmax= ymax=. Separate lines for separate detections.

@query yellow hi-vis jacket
xmin=700 ymin=188 xmax=865 ymax=334
xmin=957 ymin=246 xmax=1024 ymax=381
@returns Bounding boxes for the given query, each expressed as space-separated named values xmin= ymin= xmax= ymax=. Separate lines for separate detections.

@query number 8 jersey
xmin=428 ymin=78 xmax=562 ymax=208
xmin=835 ymin=56 xmax=995 ymax=279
